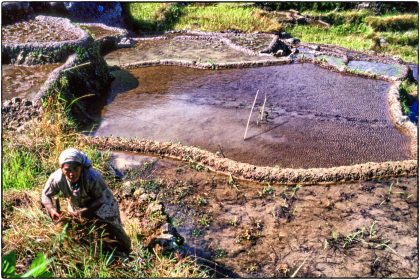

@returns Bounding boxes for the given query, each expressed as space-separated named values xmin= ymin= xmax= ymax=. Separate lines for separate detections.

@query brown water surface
xmin=104 ymin=38 xmax=277 ymax=66
xmin=2 ymin=20 xmax=79 ymax=43
xmin=1 ymin=63 xmax=62 ymax=100
xmin=94 ymin=63 xmax=411 ymax=168
xmin=80 ymin=24 xmax=121 ymax=40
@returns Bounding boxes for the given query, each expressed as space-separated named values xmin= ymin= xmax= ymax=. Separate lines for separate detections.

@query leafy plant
xmin=2 ymin=251 xmax=53 ymax=278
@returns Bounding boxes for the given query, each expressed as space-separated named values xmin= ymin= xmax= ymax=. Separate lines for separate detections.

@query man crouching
xmin=41 ymin=148 xmax=131 ymax=255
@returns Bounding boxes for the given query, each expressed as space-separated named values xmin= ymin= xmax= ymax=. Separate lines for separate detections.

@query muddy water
xmin=1 ymin=63 xmax=62 ymax=100
xmin=80 ymin=24 xmax=121 ymax=40
xmin=111 ymin=152 xmax=418 ymax=278
xmin=408 ymin=64 xmax=418 ymax=81
xmin=1 ymin=20 xmax=79 ymax=43
xmin=104 ymin=38 xmax=277 ymax=66
xmin=347 ymin=60 xmax=406 ymax=79
xmin=94 ymin=63 xmax=411 ymax=168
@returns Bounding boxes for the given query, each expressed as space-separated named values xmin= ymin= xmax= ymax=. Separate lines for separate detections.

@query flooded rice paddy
xmin=104 ymin=37 xmax=278 ymax=66
xmin=1 ymin=19 xmax=79 ymax=43
xmin=1 ymin=63 xmax=62 ymax=100
xmin=93 ymin=63 xmax=411 ymax=168
xmin=80 ymin=24 xmax=121 ymax=40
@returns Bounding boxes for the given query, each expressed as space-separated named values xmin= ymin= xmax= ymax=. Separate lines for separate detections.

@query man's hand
xmin=69 ymin=207 xmax=88 ymax=219
xmin=49 ymin=208 xmax=62 ymax=223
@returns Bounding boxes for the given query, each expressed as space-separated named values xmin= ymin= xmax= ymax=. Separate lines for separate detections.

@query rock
xmin=279 ymin=31 xmax=292 ymax=39
xmin=16 ymin=51 xmax=26 ymax=65
xmin=284 ymin=38 xmax=300 ymax=45
xmin=260 ymin=36 xmax=291 ymax=56
xmin=121 ymin=181 xmax=135 ymax=196
xmin=379 ymin=37 xmax=387 ymax=47
xmin=3 ymin=100 xmax=12 ymax=107
xmin=274 ymin=50 xmax=284 ymax=57
xmin=22 ymin=99 xmax=32 ymax=106
xmin=117 ymin=37 xmax=136 ymax=48
xmin=11 ymin=97 xmax=22 ymax=104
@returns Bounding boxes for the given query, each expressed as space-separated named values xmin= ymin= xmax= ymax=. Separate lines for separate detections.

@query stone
xmin=22 ymin=99 xmax=32 ymax=106
xmin=284 ymin=38 xmax=300 ymax=45
xmin=16 ymin=51 xmax=26 ymax=65
xmin=11 ymin=97 xmax=21 ymax=104
xmin=3 ymin=100 xmax=12 ymax=107
xmin=117 ymin=37 xmax=136 ymax=48
xmin=274 ymin=50 xmax=284 ymax=57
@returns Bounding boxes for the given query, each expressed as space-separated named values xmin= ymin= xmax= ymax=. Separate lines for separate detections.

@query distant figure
xmin=41 ymin=148 xmax=131 ymax=255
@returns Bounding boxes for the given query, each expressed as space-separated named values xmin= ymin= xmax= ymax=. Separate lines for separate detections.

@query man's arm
xmin=41 ymin=173 xmax=62 ymax=222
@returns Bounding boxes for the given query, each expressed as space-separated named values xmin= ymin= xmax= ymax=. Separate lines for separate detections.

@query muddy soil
xmin=1 ymin=63 xmax=62 ymax=100
xmin=111 ymin=151 xmax=418 ymax=278
xmin=93 ymin=64 xmax=411 ymax=168
xmin=1 ymin=19 xmax=79 ymax=43
xmin=104 ymin=38 xmax=278 ymax=66
xmin=80 ymin=24 xmax=121 ymax=40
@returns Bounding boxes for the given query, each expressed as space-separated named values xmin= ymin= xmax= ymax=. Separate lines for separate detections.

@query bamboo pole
xmin=260 ymin=92 xmax=267 ymax=121
xmin=244 ymin=89 xmax=259 ymax=140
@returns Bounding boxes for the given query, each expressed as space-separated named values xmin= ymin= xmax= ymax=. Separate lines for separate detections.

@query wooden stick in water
xmin=244 ymin=89 xmax=259 ymax=140
xmin=260 ymin=92 xmax=267 ymax=121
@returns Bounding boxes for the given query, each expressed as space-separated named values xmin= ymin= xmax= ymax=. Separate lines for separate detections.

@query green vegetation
xmin=285 ymin=10 xmax=418 ymax=63
xmin=399 ymin=79 xmax=418 ymax=116
xmin=2 ymin=251 xmax=52 ymax=278
xmin=126 ymin=3 xmax=182 ymax=31
xmin=126 ymin=3 xmax=417 ymax=62
xmin=127 ymin=3 xmax=280 ymax=33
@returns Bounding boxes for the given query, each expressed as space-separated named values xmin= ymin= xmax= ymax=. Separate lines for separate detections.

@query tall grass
xmin=287 ymin=9 xmax=418 ymax=63
xmin=284 ymin=24 xmax=374 ymax=50
xmin=173 ymin=3 xmax=280 ymax=32
xmin=128 ymin=2 xmax=281 ymax=33
xmin=365 ymin=14 xmax=418 ymax=31
xmin=2 ymin=144 xmax=44 ymax=191
xmin=2 ymin=189 xmax=209 ymax=278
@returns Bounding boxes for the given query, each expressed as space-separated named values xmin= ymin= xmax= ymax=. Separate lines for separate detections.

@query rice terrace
xmin=1 ymin=2 xmax=418 ymax=278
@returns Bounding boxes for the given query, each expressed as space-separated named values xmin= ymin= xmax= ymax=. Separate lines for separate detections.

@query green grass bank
xmin=125 ymin=2 xmax=418 ymax=63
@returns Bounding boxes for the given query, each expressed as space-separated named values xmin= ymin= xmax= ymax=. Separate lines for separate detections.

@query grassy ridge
xmin=127 ymin=3 xmax=281 ymax=32
xmin=287 ymin=10 xmax=418 ymax=63
xmin=127 ymin=3 xmax=418 ymax=63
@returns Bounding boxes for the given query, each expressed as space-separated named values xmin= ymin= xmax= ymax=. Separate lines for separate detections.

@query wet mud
xmin=1 ymin=63 xmax=62 ymax=100
xmin=110 ymin=151 xmax=419 ymax=278
xmin=93 ymin=64 xmax=411 ymax=168
xmin=1 ymin=19 xmax=79 ymax=43
xmin=80 ymin=24 xmax=122 ymax=40
xmin=104 ymin=37 xmax=279 ymax=67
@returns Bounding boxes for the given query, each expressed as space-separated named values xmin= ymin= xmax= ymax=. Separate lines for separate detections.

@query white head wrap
xmin=58 ymin=148 xmax=92 ymax=168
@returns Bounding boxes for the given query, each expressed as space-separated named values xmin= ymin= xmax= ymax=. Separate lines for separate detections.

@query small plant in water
xmin=214 ymin=248 xmax=227 ymax=258
xmin=196 ymin=196 xmax=208 ymax=206
xmin=229 ymin=216 xmax=239 ymax=227
xmin=192 ymin=228 xmax=203 ymax=238
xmin=198 ymin=214 xmax=212 ymax=227
xmin=260 ymin=183 xmax=275 ymax=197
xmin=343 ymin=228 xmax=364 ymax=248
